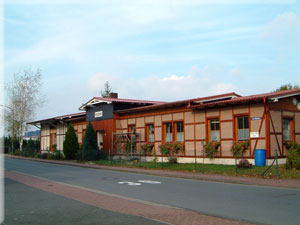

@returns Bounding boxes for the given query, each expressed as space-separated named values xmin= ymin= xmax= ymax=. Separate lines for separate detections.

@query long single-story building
xmin=30 ymin=89 xmax=300 ymax=165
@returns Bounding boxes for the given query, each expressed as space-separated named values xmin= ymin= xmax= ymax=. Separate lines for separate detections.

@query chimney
xmin=109 ymin=92 xmax=118 ymax=98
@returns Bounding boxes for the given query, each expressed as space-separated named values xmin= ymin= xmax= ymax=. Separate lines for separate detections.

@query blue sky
xmin=3 ymin=0 xmax=300 ymax=121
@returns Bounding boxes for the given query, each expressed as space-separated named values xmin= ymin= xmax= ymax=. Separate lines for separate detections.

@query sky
xmin=3 ymin=0 xmax=300 ymax=123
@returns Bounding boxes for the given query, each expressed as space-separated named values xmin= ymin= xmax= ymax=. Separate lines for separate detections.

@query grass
xmin=92 ymin=159 xmax=300 ymax=180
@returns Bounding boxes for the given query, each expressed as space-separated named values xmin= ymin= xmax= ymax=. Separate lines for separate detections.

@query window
xmin=209 ymin=119 xmax=220 ymax=141
xmin=163 ymin=121 xmax=184 ymax=142
xmin=164 ymin=123 xmax=173 ymax=142
xmin=283 ymin=119 xmax=293 ymax=141
xmin=146 ymin=124 xmax=154 ymax=143
xmin=236 ymin=116 xmax=249 ymax=141
xmin=175 ymin=122 xmax=184 ymax=142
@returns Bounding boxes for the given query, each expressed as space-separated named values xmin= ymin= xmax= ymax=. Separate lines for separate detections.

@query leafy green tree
xmin=63 ymin=124 xmax=79 ymax=159
xmin=101 ymin=81 xmax=112 ymax=97
xmin=275 ymin=83 xmax=299 ymax=92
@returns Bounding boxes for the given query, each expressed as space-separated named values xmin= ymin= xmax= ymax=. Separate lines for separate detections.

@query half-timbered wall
xmin=115 ymin=103 xmax=267 ymax=159
xmin=41 ymin=124 xmax=50 ymax=151
xmin=269 ymin=96 xmax=300 ymax=158
xmin=40 ymin=121 xmax=87 ymax=152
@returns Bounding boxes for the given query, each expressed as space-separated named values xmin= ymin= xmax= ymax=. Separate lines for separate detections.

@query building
xmin=30 ymin=89 xmax=300 ymax=164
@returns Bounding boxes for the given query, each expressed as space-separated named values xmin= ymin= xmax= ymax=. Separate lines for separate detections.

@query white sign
xmin=250 ymin=132 xmax=259 ymax=138
xmin=94 ymin=111 xmax=103 ymax=118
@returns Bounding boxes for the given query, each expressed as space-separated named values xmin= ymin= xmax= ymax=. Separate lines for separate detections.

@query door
xmin=97 ymin=131 xmax=103 ymax=150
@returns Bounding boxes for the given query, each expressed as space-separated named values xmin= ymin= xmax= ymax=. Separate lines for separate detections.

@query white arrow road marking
xmin=138 ymin=180 xmax=161 ymax=184
xmin=118 ymin=181 xmax=141 ymax=186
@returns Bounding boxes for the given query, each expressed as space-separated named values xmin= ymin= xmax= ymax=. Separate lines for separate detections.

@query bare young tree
xmin=100 ymin=81 xmax=113 ymax=98
xmin=5 ymin=69 xmax=44 ymax=151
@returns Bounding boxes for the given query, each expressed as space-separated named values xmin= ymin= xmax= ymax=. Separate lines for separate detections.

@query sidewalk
xmin=6 ymin=154 xmax=300 ymax=189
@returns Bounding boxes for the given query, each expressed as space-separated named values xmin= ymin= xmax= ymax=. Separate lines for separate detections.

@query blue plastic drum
xmin=255 ymin=149 xmax=266 ymax=166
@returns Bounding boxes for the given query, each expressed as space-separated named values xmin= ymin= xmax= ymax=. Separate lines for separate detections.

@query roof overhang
xmin=79 ymin=98 xmax=112 ymax=110
xmin=268 ymin=92 xmax=300 ymax=102
xmin=28 ymin=112 xmax=86 ymax=126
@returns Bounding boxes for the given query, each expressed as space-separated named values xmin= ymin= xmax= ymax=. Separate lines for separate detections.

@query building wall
xmin=91 ymin=119 xmax=114 ymax=155
xmin=41 ymin=124 xmax=50 ymax=151
xmin=40 ymin=120 xmax=87 ymax=152
xmin=86 ymin=103 xmax=113 ymax=121
xmin=115 ymin=103 xmax=268 ymax=159
xmin=269 ymin=96 xmax=300 ymax=157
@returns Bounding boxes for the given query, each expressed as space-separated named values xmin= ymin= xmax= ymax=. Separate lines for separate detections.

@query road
xmin=5 ymin=157 xmax=300 ymax=225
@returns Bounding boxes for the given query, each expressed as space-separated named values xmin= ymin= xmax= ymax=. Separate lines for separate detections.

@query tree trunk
xmin=19 ymin=137 xmax=23 ymax=151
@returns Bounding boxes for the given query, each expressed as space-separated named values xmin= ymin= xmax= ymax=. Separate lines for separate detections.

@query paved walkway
xmin=6 ymin=155 xmax=300 ymax=189
xmin=6 ymin=171 xmax=254 ymax=225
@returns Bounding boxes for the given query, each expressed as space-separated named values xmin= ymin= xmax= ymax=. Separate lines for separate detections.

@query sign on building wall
xmin=251 ymin=117 xmax=261 ymax=120
xmin=250 ymin=132 xmax=259 ymax=138
xmin=95 ymin=111 xmax=103 ymax=118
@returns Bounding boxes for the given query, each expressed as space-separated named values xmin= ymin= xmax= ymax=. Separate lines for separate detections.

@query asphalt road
xmin=5 ymin=157 xmax=300 ymax=225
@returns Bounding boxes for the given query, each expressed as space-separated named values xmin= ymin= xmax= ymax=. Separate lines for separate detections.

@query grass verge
xmin=92 ymin=159 xmax=300 ymax=179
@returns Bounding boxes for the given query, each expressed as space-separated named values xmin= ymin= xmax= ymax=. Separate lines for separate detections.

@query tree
xmin=5 ymin=69 xmax=44 ymax=151
xmin=63 ymin=124 xmax=79 ymax=159
xmin=82 ymin=122 xmax=105 ymax=160
xmin=100 ymin=81 xmax=112 ymax=98
xmin=275 ymin=83 xmax=299 ymax=92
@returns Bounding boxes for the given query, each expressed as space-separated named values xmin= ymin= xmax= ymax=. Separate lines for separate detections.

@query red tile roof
xmin=93 ymin=97 xmax=165 ymax=104
xmin=191 ymin=88 xmax=300 ymax=109
xmin=115 ymin=92 xmax=241 ymax=114
xmin=29 ymin=112 xmax=86 ymax=124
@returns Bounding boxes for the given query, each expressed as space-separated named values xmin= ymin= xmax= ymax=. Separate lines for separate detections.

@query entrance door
xmin=97 ymin=131 xmax=103 ymax=150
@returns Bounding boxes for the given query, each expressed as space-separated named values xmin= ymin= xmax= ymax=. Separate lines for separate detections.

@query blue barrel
xmin=255 ymin=149 xmax=266 ymax=166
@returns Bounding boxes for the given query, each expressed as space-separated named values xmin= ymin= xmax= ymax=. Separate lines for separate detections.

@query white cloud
xmin=83 ymin=65 xmax=237 ymax=102
xmin=230 ymin=67 xmax=241 ymax=77
xmin=7 ymin=33 xmax=86 ymax=67
xmin=86 ymin=73 xmax=117 ymax=93
xmin=259 ymin=12 xmax=300 ymax=44
xmin=211 ymin=83 xmax=236 ymax=94
xmin=162 ymin=74 xmax=185 ymax=81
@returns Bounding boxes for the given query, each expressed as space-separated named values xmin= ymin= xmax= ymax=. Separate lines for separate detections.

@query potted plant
xmin=159 ymin=142 xmax=184 ymax=163
xmin=231 ymin=140 xmax=249 ymax=157
xmin=203 ymin=141 xmax=220 ymax=159
xmin=141 ymin=142 xmax=154 ymax=155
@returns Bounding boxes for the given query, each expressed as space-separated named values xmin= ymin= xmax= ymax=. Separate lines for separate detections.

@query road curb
xmin=5 ymin=154 xmax=300 ymax=189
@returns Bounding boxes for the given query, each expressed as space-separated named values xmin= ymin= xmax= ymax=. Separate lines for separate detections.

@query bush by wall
xmin=203 ymin=141 xmax=220 ymax=159
xmin=159 ymin=142 xmax=184 ymax=163
xmin=285 ymin=141 xmax=300 ymax=170
xmin=82 ymin=122 xmax=106 ymax=161
xmin=63 ymin=124 xmax=79 ymax=159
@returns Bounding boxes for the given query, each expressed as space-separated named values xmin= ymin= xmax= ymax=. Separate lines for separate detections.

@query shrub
xmin=285 ymin=141 xmax=300 ymax=170
xmin=159 ymin=142 xmax=184 ymax=163
xmin=82 ymin=122 xmax=106 ymax=161
xmin=63 ymin=124 xmax=79 ymax=159
xmin=238 ymin=159 xmax=252 ymax=168
xmin=203 ymin=141 xmax=220 ymax=159
xmin=231 ymin=140 xmax=249 ymax=157
xmin=41 ymin=153 xmax=49 ymax=159
xmin=53 ymin=150 xmax=64 ymax=160
xmin=159 ymin=142 xmax=184 ymax=156
xmin=141 ymin=143 xmax=154 ymax=155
